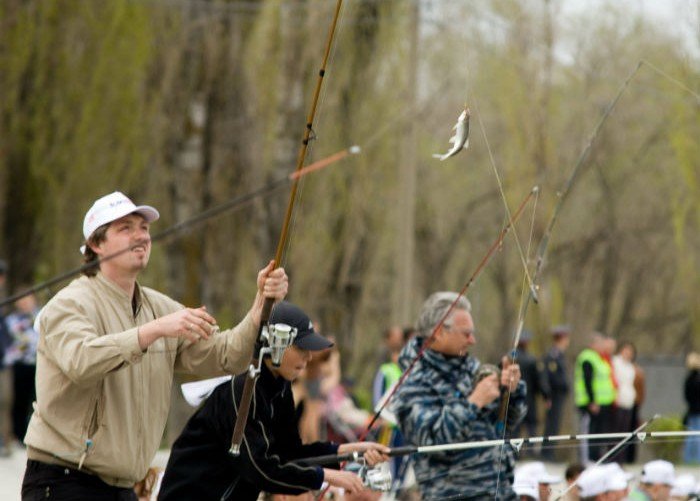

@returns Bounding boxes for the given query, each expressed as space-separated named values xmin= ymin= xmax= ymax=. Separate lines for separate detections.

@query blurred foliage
xmin=646 ymin=415 xmax=685 ymax=463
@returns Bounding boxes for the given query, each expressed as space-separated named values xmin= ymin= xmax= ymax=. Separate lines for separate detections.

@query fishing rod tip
xmin=530 ymin=285 xmax=540 ymax=304
xmin=349 ymin=145 xmax=361 ymax=155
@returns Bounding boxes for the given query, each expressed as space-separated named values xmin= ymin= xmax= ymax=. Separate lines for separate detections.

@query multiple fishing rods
xmin=493 ymin=61 xmax=646 ymax=447
xmin=296 ymin=430 xmax=700 ymax=467
xmin=363 ymin=185 xmax=540 ymax=435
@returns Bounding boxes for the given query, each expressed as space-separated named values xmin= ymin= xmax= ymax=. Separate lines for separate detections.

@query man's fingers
xmin=193 ymin=307 xmax=216 ymax=325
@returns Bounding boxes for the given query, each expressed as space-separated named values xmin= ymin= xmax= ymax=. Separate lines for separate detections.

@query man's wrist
xmin=137 ymin=323 xmax=159 ymax=350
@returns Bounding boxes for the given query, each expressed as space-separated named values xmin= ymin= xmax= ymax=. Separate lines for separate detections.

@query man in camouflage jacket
xmin=392 ymin=292 xmax=527 ymax=500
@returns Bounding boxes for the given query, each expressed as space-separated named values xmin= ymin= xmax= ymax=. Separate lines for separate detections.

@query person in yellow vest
xmin=574 ymin=332 xmax=617 ymax=463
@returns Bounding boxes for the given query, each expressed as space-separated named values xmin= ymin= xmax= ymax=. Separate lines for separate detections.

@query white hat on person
xmin=576 ymin=466 xmax=608 ymax=497
xmin=518 ymin=461 xmax=562 ymax=485
xmin=514 ymin=468 xmax=539 ymax=500
xmin=670 ymin=474 xmax=698 ymax=497
xmin=81 ymin=191 xmax=159 ymax=254
xmin=600 ymin=463 xmax=632 ymax=491
xmin=640 ymin=460 xmax=675 ymax=486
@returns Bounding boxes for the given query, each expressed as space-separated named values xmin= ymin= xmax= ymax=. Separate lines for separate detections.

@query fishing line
xmin=493 ymin=184 xmax=540 ymax=491
xmin=471 ymin=98 xmax=539 ymax=302
xmin=640 ymin=59 xmax=700 ymax=101
xmin=461 ymin=28 xmax=541 ymax=491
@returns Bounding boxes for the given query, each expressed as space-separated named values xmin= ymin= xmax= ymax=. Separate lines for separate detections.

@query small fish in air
xmin=433 ymin=106 xmax=470 ymax=161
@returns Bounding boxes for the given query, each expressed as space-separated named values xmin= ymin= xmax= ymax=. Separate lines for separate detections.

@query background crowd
xmin=0 ymin=260 xmax=39 ymax=458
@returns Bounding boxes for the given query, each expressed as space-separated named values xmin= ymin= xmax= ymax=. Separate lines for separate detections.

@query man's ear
xmin=87 ymin=239 xmax=102 ymax=255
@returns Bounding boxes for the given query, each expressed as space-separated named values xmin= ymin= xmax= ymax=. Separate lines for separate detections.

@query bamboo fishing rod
xmin=228 ymin=0 xmax=345 ymax=455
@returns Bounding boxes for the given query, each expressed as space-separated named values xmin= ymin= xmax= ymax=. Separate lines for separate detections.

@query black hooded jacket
xmin=158 ymin=363 xmax=339 ymax=500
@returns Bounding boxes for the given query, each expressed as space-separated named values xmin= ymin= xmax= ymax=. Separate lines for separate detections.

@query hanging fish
xmin=433 ymin=106 xmax=470 ymax=161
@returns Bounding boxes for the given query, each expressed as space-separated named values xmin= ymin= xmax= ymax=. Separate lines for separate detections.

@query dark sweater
xmin=158 ymin=364 xmax=339 ymax=500
xmin=685 ymin=370 xmax=700 ymax=415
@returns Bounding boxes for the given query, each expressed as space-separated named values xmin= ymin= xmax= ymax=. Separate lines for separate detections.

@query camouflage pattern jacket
xmin=391 ymin=337 xmax=527 ymax=500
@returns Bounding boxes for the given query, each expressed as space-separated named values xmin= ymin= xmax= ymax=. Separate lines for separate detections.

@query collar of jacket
xmin=398 ymin=336 xmax=477 ymax=379
xmin=257 ymin=360 xmax=290 ymax=399
xmin=93 ymin=272 xmax=145 ymax=317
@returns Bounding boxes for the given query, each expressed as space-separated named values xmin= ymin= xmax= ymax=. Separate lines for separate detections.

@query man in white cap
xmin=576 ymin=465 xmax=609 ymax=501
xmin=514 ymin=468 xmax=540 ymax=500
xmin=517 ymin=461 xmax=562 ymax=501
xmin=629 ymin=459 xmax=676 ymax=501
xmin=670 ymin=473 xmax=699 ymax=500
xmin=573 ymin=463 xmax=632 ymax=501
xmin=601 ymin=463 xmax=633 ymax=501
xmin=21 ymin=191 xmax=289 ymax=500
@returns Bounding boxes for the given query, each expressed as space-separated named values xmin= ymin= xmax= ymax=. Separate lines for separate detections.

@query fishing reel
xmin=362 ymin=465 xmax=392 ymax=492
xmin=474 ymin=363 xmax=501 ymax=384
xmin=347 ymin=459 xmax=392 ymax=492
xmin=260 ymin=323 xmax=297 ymax=367
xmin=249 ymin=323 xmax=298 ymax=377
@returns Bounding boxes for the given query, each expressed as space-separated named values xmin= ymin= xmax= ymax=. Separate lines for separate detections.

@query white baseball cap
xmin=518 ymin=461 xmax=562 ymax=485
xmin=600 ymin=463 xmax=632 ymax=491
xmin=513 ymin=469 xmax=539 ymax=500
xmin=640 ymin=460 xmax=675 ymax=486
xmin=670 ymin=473 xmax=697 ymax=496
xmin=576 ymin=466 xmax=608 ymax=497
xmin=81 ymin=191 xmax=159 ymax=254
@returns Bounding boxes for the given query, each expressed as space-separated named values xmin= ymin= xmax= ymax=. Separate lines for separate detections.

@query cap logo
xmin=109 ymin=198 xmax=130 ymax=207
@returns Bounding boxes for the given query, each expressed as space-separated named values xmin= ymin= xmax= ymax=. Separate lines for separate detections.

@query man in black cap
xmin=541 ymin=324 xmax=571 ymax=460
xmin=158 ymin=301 xmax=389 ymax=500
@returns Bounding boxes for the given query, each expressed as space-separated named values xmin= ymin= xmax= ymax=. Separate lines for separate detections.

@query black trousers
xmin=12 ymin=362 xmax=36 ymax=442
xmin=22 ymin=460 xmax=137 ymax=501
xmin=589 ymin=404 xmax=615 ymax=461
xmin=542 ymin=394 xmax=566 ymax=460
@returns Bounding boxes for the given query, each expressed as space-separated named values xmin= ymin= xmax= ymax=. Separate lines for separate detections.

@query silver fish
xmin=433 ymin=107 xmax=470 ymax=161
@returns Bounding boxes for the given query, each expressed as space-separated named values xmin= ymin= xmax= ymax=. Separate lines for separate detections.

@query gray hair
xmin=416 ymin=291 xmax=471 ymax=339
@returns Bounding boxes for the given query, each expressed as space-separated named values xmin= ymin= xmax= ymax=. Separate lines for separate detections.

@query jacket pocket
xmin=83 ymin=385 xmax=104 ymax=439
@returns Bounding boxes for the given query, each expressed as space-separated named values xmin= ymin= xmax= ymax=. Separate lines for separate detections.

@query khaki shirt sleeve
xmin=41 ymin=296 xmax=145 ymax=386
xmin=174 ymin=311 xmax=258 ymax=377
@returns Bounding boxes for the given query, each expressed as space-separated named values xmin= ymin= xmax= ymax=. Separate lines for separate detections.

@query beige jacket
xmin=25 ymin=273 xmax=258 ymax=487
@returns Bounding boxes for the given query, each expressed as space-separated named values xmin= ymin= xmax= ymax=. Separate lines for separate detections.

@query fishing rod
xmin=493 ymin=61 xmax=645 ymax=440
xmin=361 ymin=186 xmax=539 ymax=436
xmin=552 ymin=416 xmax=658 ymax=500
xmin=493 ymin=58 xmax=700 ymax=491
xmin=298 ymin=430 xmax=700 ymax=466
xmin=312 ymin=186 xmax=538 ymax=499
xmin=228 ymin=0 xmax=345 ymax=456
xmin=298 ymin=426 xmax=700 ymax=467
xmin=0 ymin=146 xmax=360 ymax=309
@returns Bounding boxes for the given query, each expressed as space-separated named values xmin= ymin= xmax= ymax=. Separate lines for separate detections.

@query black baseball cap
xmin=269 ymin=301 xmax=334 ymax=351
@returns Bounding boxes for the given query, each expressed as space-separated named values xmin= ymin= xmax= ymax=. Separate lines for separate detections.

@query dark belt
xmin=25 ymin=459 xmax=98 ymax=481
